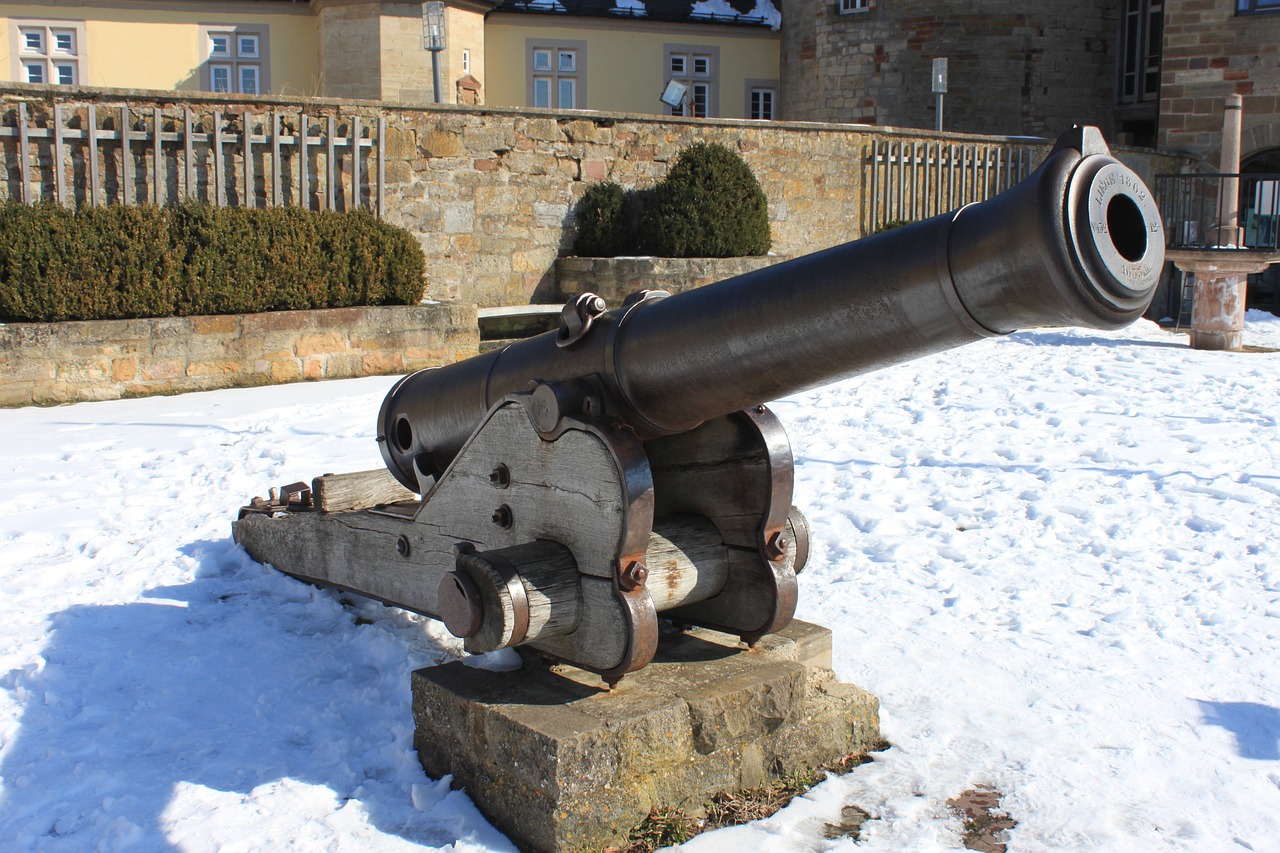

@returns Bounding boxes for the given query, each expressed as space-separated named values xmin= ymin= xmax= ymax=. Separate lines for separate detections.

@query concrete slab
xmin=411 ymin=620 xmax=881 ymax=853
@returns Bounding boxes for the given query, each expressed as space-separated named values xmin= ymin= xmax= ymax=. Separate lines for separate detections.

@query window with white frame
xmin=749 ymin=87 xmax=776 ymax=120
xmin=200 ymin=25 xmax=269 ymax=95
xmin=10 ymin=19 xmax=86 ymax=86
xmin=528 ymin=41 xmax=586 ymax=109
xmin=839 ymin=0 xmax=870 ymax=13
xmin=664 ymin=45 xmax=719 ymax=118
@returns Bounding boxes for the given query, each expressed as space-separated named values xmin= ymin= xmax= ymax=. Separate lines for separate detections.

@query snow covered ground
xmin=1 ymin=313 xmax=1278 ymax=852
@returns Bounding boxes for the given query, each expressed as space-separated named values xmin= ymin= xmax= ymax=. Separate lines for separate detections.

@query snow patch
xmin=690 ymin=0 xmax=781 ymax=29
xmin=1 ymin=318 xmax=1279 ymax=850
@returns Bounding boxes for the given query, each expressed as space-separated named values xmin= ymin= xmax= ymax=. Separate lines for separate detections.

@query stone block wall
xmin=1160 ymin=0 xmax=1280 ymax=166
xmin=0 ymin=303 xmax=477 ymax=407
xmin=555 ymin=256 xmax=789 ymax=307
xmin=376 ymin=108 xmax=877 ymax=308
xmin=315 ymin=1 xmax=384 ymax=102
xmin=780 ymin=0 xmax=1119 ymax=138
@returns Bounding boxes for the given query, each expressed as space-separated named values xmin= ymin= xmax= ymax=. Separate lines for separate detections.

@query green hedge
xmin=0 ymin=202 xmax=426 ymax=323
xmin=572 ymin=181 xmax=631 ymax=258
xmin=571 ymin=142 xmax=771 ymax=259
xmin=641 ymin=142 xmax=771 ymax=258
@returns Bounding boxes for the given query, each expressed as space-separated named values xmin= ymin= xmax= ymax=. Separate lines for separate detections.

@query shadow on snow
xmin=0 ymin=537 xmax=511 ymax=850
xmin=1197 ymin=700 xmax=1280 ymax=761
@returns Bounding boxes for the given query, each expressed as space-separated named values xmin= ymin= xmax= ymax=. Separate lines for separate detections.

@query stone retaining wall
xmin=554 ymin=256 xmax=789 ymax=306
xmin=0 ymin=303 xmax=477 ymax=407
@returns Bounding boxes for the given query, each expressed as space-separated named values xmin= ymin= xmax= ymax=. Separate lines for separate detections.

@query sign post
xmin=932 ymin=57 xmax=948 ymax=131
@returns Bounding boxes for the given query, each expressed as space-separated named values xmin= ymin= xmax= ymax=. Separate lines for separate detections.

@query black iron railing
xmin=1154 ymin=172 xmax=1280 ymax=252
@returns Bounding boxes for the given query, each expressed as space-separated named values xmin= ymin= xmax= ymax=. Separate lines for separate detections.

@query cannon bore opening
xmin=1107 ymin=194 xmax=1148 ymax=263
xmin=394 ymin=416 xmax=414 ymax=454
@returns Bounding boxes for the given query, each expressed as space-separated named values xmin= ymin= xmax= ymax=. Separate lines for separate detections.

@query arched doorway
xmin=1243 ymin=148 xmax=1280 ymax=316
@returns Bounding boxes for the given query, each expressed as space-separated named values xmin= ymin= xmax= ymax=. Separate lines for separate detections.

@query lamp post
xmin=424 ymin=1 xmax=446 ymax=104
xmin=932 ymin=57 xmax=947 ymax=132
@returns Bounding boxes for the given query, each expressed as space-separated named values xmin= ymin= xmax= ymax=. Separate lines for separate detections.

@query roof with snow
xmin=494 ymin=0 xmax=781 ymax=30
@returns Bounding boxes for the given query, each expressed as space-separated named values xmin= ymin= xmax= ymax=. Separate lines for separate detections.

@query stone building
xmin=780 ymin=0 xmax=1126 ymax=139
xmin=1160 ymin=0 xmax=1280 ymax=167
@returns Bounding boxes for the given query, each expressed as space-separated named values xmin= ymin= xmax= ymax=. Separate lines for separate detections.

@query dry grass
xmin=946 ymin=786 xmax=1017 ymax=853
xmin=611 ymin=744 xmax=890 ymax=853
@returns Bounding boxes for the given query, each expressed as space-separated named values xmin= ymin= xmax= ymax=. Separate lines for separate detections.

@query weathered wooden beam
xmin=326 ymin=115 xmax=336 ymax=211
xmin=214 ymin=111 xmax=224 ymax=207
xmin=242 ymin=111 xmax=252 ymax=208
xmin=271 ymin=111 xmax=281 ymax=207
xmin=184 ymin=108 xmax=195 ymax=202
xmin=377 ymin=115 xmax=386 ymax=218
xmin=152 ymin=107 xmax=163 ymax=205
xmin=351 ymin=115 xmax=361 ymax=211
xmin=311 ymin=469 xmax=417 ymax=513
xmin=121 ymin=105 xmax=132 ymax=205
xmin=17 ymin=103 xmax=30 ymax=204
xmin=53 ymin=104 xmax=66 ymax=206
xmin=88 ymin=105 xmax=101 ymax=207
xmin=299 ymin=111 xmax=309 ymax=210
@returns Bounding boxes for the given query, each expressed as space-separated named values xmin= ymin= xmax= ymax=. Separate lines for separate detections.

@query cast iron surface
xmin=377 ymin=127 xmax=1163 ymax=491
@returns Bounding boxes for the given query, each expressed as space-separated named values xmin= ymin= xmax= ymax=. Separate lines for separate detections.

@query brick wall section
xmin=0 ymin=303 xmax=478 ymax=407
xmin=554 ymin=256 xmax=789 ymax=307
xmin=1159 ymin=0 xmax=1280 ymax=165
xmin=0 ymin=87 xmax=1191 ymax=310
xmin=781 ymin=0 xmax=1119 ymax=137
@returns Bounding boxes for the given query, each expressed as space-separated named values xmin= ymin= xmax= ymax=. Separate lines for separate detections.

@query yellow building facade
xmin=485 ymin=12 xmax=779 ymax=120
xmin=0 ymin=0 xmax=491 ymax=103
xmin=2 ymin=0 xmax=321 ymax=96
xmin=1 ymin=0 xmax=779 ymax=117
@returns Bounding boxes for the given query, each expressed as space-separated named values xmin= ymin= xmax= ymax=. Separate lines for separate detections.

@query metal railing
xmin=864 ymin=138 xmax=1045 ymax=234
xmin=1154 ymin=172 xmax=1280 ymax=252
xmin=0 ymin=100 xmax=385 ymax=216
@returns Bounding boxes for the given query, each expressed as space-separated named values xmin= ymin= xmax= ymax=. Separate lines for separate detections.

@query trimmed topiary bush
xmin=573 ymin=181 xmax=630 ymax=257
xmin=0 ymin=202 xmax=425 ymax=323
xmin=641 ymin=142 xmax=771 ymax=258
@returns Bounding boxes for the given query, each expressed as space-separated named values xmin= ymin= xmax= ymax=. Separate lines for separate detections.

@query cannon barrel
xmin=379 ymin=128 xmax=1164 ymax=492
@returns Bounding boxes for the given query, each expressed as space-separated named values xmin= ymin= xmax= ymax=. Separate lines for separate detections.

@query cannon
xmin=233 ymin=127 xmax=1163 ymax=685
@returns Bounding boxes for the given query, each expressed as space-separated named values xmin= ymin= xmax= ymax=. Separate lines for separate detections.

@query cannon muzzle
xmin=379 ymin=127 xmax=1162 ymax=492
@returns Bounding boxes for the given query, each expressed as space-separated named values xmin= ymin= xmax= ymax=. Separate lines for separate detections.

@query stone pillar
xmin=1216 ymin=94 xmax=1244 ymax=247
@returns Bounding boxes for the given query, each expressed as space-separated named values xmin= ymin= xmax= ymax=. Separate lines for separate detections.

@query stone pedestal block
xmin=1168 ymin=249 xmax=1280 ymax=352
xmin=411 ymin=620 xmax=881 ymax=853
